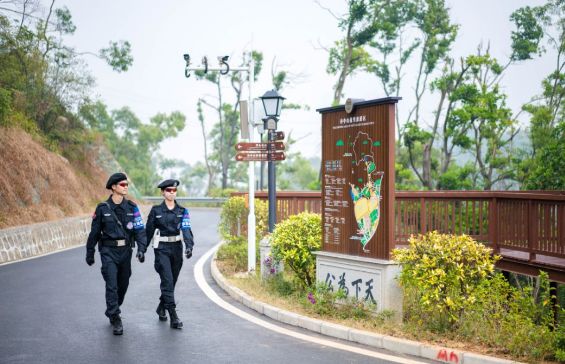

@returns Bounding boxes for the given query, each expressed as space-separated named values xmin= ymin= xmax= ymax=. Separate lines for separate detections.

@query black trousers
xmin=99 ymin=246 xmax=132 ymax=318
xmin=154 ymin=242 xmax=183 ymax=309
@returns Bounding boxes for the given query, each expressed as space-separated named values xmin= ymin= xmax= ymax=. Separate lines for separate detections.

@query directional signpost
xmin=235 ymin=151 xmax=286 ymax=161
xmin=235 ymin=142 xmax=286 ymax=162
xmin=236 ymin=142 xmax=285 ymax=152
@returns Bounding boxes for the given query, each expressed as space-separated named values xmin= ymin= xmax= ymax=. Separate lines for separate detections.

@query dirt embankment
xmin=0 ymin=127 xmax=110 ymax=228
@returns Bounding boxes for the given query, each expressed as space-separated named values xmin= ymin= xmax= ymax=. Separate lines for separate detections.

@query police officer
xmin=145 ymin=179 xmax=194 ymax=329
xmin=85 ymin=172 xmax=148 ymax=335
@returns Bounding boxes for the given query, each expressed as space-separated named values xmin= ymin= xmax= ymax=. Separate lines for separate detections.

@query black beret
xmin=106 ymin=172 xmax=128 ymax=189
xmin=158 ymin=179 xmax=180 ymax=189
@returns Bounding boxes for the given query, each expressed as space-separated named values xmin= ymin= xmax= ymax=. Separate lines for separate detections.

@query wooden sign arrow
xmin=235 ymin=151 xmax=286 ymax=162
xmin=235 ymin=142 xmax=285 ymax=152
xmin=275 ymin=131 xmax=285 ymax=140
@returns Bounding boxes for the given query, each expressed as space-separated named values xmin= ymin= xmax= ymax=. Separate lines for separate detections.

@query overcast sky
xmin=47 ymin=0 xmax=552 ymax=166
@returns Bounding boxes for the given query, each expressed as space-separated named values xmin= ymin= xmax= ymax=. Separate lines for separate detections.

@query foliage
xmin=516 ymin=0 xmax=565 ymax=189
xmin=457 ymin=272 xmax=558 ymax=362
xmin=219 ymin=196 xmax=268 ymax=244
xmin=78 ymin=100 xmax=186 ymax=195
xmin=523 ymin=120 xmax=565 ymax=189
xmin=277 ymin=152 xmax=319 ymax=190
xmin=271 ymin=212 xmax=322 ymax=287
xmin=394 ymin=231 xmax=564 ymax=361
xmin=195 ymin=51 xmax=263 ymax=191
xmin=0 ymin=2 xmax=134 ymax=176
xmin=216 ymin=241 xmax=248 ymax=273
xmin=393 ymin=232 xmax=499 ymax=330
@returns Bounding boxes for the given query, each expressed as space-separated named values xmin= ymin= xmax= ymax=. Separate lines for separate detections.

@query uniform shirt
xmin=86 ymin=196 xmax=147 ymax=254
xmin=146 ymin=201 xmax=194 ymax=251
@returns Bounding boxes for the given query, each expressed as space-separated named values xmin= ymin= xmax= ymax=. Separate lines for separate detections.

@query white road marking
xmin=194 ymin=243 xmax=427 ymax=364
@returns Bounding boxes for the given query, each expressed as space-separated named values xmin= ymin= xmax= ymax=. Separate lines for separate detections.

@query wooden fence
xmin=233 ymin=190 xmax=565 ymax=282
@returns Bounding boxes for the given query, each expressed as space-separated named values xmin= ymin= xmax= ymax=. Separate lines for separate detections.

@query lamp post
xmin=260 ymin=90 xmax=285 ymax=233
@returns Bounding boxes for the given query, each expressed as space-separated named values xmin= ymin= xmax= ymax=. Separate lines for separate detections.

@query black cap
xmin=157 ymin=179 xmax=180 ymax=189
xmin=106 ymin=172 xmax=128 ymax=189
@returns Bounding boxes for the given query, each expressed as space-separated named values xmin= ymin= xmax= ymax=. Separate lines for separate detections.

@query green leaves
xmin=510 ymin=6 xmax=545 ymax=61
xmin=393 ymin=232 xmax=499 ymax=329
xmin=219 ymin=196 xmax=269 ymax=244
xmin=99 ymin=40 xmax=133 ymax=72
xmin=79 ymin=101 xmax=186 ymax=194
xmin=271 ymin=213 xmax=321 ymax=288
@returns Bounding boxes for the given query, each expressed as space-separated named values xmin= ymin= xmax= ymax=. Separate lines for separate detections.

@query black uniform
xmin=145 ymin=201 xmax=194 ymax=310
xmin=86 ymin=197 xmax=147 ymax=318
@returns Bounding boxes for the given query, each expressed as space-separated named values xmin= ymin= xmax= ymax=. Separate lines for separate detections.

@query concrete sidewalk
xmin=210 ymin=254 xmax=522 ymax=364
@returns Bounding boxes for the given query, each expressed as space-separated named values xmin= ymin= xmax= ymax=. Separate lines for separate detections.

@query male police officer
xmin=146 ymin=179 xmax=194 ymax=329
xmin=85 ymin=172 xmax=148 ymax=335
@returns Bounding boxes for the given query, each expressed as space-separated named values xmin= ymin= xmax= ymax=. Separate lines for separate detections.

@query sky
xmin=37 ymin=0 xmax=554 ymax=166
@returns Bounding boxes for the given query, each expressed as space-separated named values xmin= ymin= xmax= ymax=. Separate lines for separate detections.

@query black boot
xmin=110 ymin=315 xmax=123 ymax=335
xmin=156 ymin=302 xmax=167 ymax=321
xmin=167 ymin=307 xmax=183 ymax=329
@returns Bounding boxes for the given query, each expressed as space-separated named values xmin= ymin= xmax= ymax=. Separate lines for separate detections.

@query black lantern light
xmin=260 ymin=89 xmax=285 ymax=118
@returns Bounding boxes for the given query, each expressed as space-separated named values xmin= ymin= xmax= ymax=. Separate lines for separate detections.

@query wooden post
xmin=489 ymin=197 xmax=499 ymax=254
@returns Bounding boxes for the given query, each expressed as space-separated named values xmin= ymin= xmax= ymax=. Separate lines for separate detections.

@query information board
xmin=317 ymin=97 xmax=400 ymax=260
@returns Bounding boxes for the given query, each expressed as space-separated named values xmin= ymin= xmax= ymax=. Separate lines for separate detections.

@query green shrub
xmin=271 ymin=212 xmax=321 ymax=288
xmin=216 ymin=242 xmax=247 ymax=272
xmin=209 ymin=187 xmax=238 ymax=198
xmin=0 ymin=87 xmax=11 ymax=126
xmin=265 ymin=273 xmax=297 ymax=297
xmin=393 ymin=231 xmax=499 ymax=331
xmin=219 ymin=196 xmax=268 ymax=244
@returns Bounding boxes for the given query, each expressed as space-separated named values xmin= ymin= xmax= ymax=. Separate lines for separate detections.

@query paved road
xmin=0 ymin=207 xmax=433 ymax=364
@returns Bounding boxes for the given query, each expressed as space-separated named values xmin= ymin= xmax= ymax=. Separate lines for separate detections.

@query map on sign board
xmin=337 ymin=131 xmax=384 ymax=251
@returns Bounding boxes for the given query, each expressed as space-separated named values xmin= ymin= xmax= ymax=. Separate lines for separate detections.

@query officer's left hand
xmin=136 ymin=251 xmax=145 ymax=263
xmin=185 ymin=248 xmax=192 ymax=259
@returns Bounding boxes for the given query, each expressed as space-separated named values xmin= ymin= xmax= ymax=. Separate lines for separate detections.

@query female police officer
xmin=145 ymin=179 xmax=194 ymax=329
xmin=85 ymin=172 xmax=147 ymax=335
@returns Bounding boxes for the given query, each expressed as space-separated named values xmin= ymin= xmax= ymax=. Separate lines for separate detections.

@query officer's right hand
xmin=136 ymin=251 xmax=145 ymax=263
xmin=86 ymin=254 xmax=95 ymax=266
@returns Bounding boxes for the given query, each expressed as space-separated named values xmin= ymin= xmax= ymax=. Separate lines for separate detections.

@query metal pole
xmin=268 ymin=128 xmax=277 ymax=232
xmin=185 ymin=57 xmax=256 ymax=272
xmin=247 ymin=57 xmax=256 ymax=272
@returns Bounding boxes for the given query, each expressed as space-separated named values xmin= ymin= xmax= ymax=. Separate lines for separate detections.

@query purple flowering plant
xmin=307 ymin=292 xmax=316 ymax=304
xmin=263 ymin=255 xmax=278 ymax=275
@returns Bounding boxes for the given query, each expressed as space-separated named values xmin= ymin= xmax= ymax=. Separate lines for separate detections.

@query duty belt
xmin=158 ymin=235 xmax=182 ymax=243
xmin=102 ymin=239 xmax=127 ymax=247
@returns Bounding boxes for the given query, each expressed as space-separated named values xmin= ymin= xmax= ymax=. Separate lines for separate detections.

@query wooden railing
xmin=233 ymin=190 xmax=565 ymax=281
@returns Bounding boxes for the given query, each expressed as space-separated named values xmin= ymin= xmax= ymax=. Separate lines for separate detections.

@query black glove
xmin=136 ymin=251 xmax=145 ymax=263
xmin=86 ymin=253 xmax=95 ymax=266
xmin=185 ymin=248 xmax=193 ymax=259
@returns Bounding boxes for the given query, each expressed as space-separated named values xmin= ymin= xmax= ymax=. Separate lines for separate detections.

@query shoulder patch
xmin=180 ymin=208 xmax=191 ymax=230
xmin=132 ymin=205 xmax=144 ymax=230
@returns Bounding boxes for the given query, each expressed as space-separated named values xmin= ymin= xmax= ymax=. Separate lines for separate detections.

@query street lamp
xmin=260 ymin=90 xmax=285 ymax=233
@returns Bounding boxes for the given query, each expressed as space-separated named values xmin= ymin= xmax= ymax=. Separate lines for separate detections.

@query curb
xmin=210 ymin=253 xmax=522 ymax=364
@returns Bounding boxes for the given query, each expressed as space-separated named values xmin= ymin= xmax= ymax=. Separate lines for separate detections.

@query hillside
xmin=0 ymin=127 xmax=110 ymax=228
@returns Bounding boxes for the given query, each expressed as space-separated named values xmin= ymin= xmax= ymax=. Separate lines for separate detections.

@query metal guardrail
xmin=141 ymin=196 xmax=228 ymax=204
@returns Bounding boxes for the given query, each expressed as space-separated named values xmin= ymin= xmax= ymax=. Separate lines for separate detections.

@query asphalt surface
xmin=0 ymin=207 xmax=433 ymax=364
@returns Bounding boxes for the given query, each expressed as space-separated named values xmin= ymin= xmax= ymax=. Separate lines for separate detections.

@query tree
xmin=79 ymin=100 xmax=186 ymax=195
xmin=0 ymin=0 xmax=133 ymax=160
xmin=195 ymin=51 xmax=263 ymax=191
xmin=514 ymin=0 xmax=565 ymax=189
xmin=321 ymin=0 xmax=376 ymax=105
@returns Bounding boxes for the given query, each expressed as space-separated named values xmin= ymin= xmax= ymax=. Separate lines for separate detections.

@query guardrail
xmin=141 ymin=196 xmax=227 ymax=205
xmin=232 ymin=190 xmax=565 ymax=282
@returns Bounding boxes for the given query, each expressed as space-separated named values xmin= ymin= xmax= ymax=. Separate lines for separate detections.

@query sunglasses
xmin=118 ymin=182 xmax=129 ymax=187
xmin=164 ymin=187 xmax=177 ymax=193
